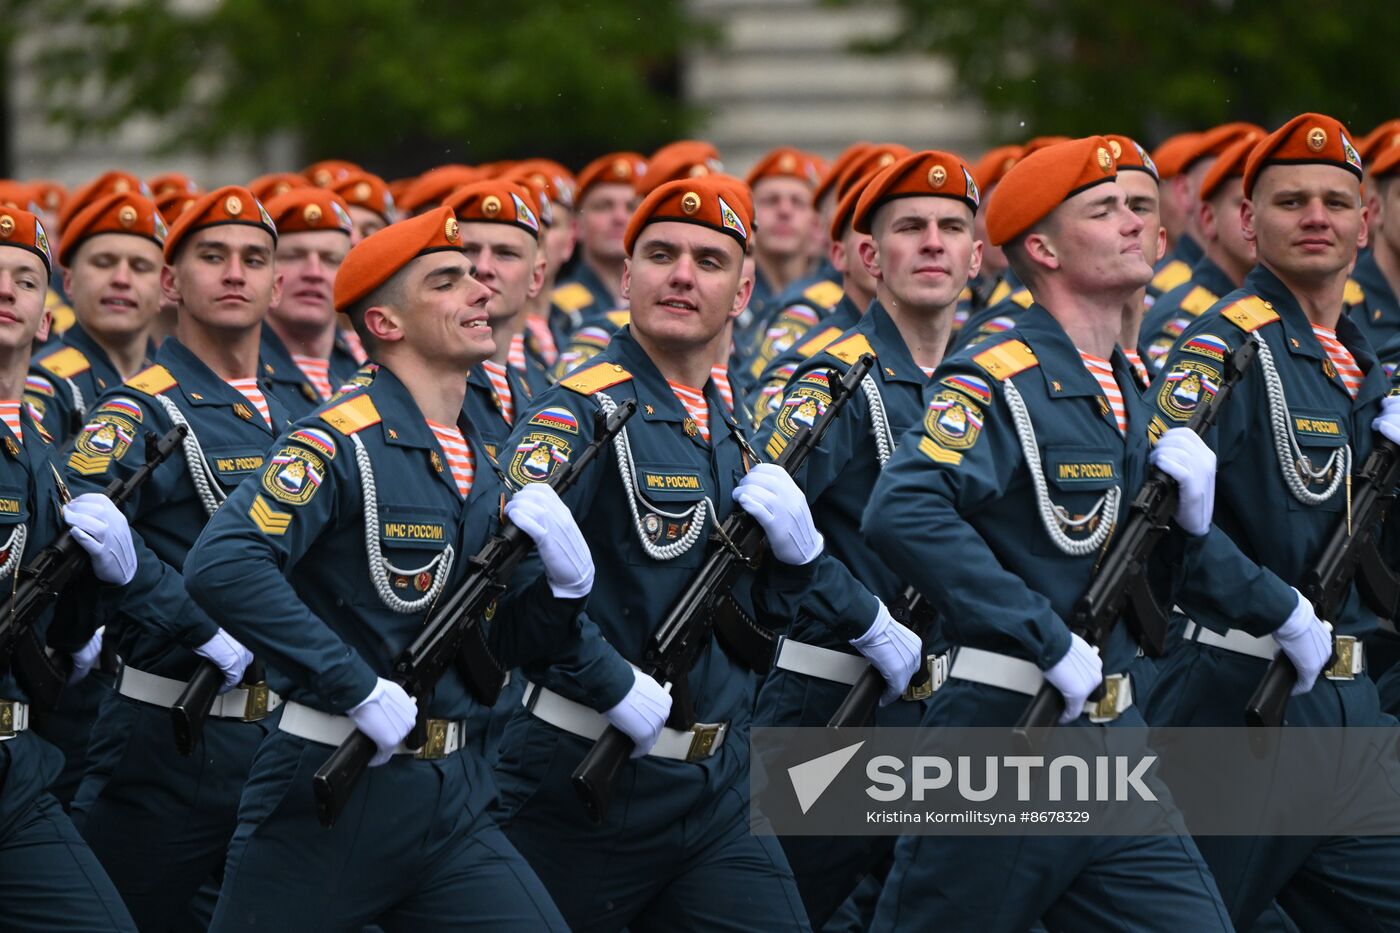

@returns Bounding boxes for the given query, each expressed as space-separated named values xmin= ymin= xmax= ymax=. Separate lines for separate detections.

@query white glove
xmin=349 ymin=677 xmax=419 ymax=767
xmin=731 ymin=463 xmax=823 ymax=565
xmin=504 ymin=483 xmax=594 ymax=599
xmin=1149 ymin=427 xmax=1216 ymax=536
xmin=1043 ymin=634 xmax=1104 ymax=723
xmin=849 ymin=601 xmax=922 ymax=706
xmin=1373 ymin=395 xmax=1400 ymax=445
xmin=68 ymin=627 xmax=104 ymax=685
xmin=604 ymin=669 xmax=672 ymax=758
xmin=1274 ymin=589 xmax=1333 ymax=696
xmin=193 ymin=628 xmax=254 ymax=693
xmin=63 ymin=493 xmax=137 ymax=585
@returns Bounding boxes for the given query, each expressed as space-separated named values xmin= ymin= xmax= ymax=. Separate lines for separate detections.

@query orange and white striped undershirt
xmin=525 ymin=316 xmax=558 ymax=365
xmin=340 ymin=327 xmax=368 ymax=365
xmin=1311 ymin=325 xmax=1365 ymax=399
xmin=710 ymin=365 xmax=734 ymax=416
xmin=425 ymin=419 xmax=476 ymax=497
xmin=508 ymin=333 xmax=529 ymax=374
xmin=292 ymin=354 xmax=334 ymax=400
xmin=0 ymin=401 xmax=22 ymax=445
xmin=481 ymin=361 xmax=515 ymax=425
xmin=1079 ymin=352 xmax=1128 ymax=434
xmin=669 ymin=381 xmax=710 ymax=442
xmin=1123 ymin=349 xmax=1150 ymax=387
xmin=225 ymin=378 xmax=272 ymax=428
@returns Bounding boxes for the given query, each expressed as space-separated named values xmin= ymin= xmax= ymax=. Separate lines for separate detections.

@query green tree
xmin=10 ymin=0 xmax=699 ymax=175
xmin=867 ymin=0 xmax=1400 ymax=144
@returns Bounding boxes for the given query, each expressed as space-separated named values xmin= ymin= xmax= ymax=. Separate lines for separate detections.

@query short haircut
xmin=344 ymin=264 xmax=410 ymax=357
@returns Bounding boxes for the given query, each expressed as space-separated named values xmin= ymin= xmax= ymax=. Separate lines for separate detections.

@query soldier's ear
xmin=621 ymin=258 xmax=631 ymax=301
xmin=527 ymin=253 xmax=547 ymax=300
xmin=856 ymin=237 xmax=880 ymax=280
xmin=362 ymin=304 xmax=404 ymax=344
xmin=1022 ymin=229 xmax=1058 ymax=271
xmin=731 ymin=262 xmax=754 ymax=318
xmin=160 ymin=264 xmax=181 ymax=306
xmin=1239 ymin=199 xmax=1257 ymax=244
xmin=967 ymin=238 xmax=983 ymax=282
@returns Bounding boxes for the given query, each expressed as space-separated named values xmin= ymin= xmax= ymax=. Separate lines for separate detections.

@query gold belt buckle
xmin=686 ymin=722 xmax=725 ymax=762
xmin=1325 ymin=636 xmax=1357 ymax=680
xmin=1086 ymin=674 xmax=1124 ymax=722
xmin=902 ymin=655 xmax=938 ymax=702
xmin=415 ymin=719 xmax=450 ymax=760
xmin=0 ymin=699 xmax=15 ymax=738
xmin=240 ymin=683 xmax=271 ymax=721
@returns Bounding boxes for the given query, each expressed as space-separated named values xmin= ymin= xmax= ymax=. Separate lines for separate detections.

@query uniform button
xmin=612 ymin=364 xmax=624 ymax=373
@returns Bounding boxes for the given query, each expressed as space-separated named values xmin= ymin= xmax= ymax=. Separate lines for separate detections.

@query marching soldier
xmin=1145 ymin=113 xmax=1400 ymax=928
xmin=23 ymin=191 xmax=166 ymax=812
xmin=1101 ymin=134 xmax=1166 ymax=388
xmin=66 ymin=187 xmax=290 ymax=929
xmin=494 ymin=176 xmax=819 ymax=931
xmin=258 ymin=188 xmax=361 ymax=418
xmin=751 ymin=149 xmax=983 ymax=927
xmin=498 ymin=166 xmax=568 ymax=391
xmin=0 ymin=205 xmax=139 ymax=932
xmin=740 ymin=146 xmax=823 ymax=346
xmin=183 ymin=206 xmax=584 ymax=931
xmin=863 ymin=137 xmax=1231 ymax=931
xmin=507 ymin=159 xmax=578 ymax=378
xmin=1138 ymin=134 xmax=1260 ymax=372
xmin=1153 ymin=131 xmax=1205 ymax=266
xmin=328 ymin=169 xmax=397 ymax=245
xmin=965 ymin=144 xmax=1022 ymax=315
xmin=749 ymin=147 xmax=903 ymax=424
xmin=1349 ymin=144 xmax=1400 ymax=372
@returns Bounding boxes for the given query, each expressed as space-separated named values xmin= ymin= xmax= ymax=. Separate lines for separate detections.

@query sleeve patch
xmin=74 ymin=413 xmax=137 ymax=461
xmin=24 ymin=374 xmax=54 ymax=398
xmin=774 ymin=374 xmax=833 ymax=440
xmin=528 ymin=406 xmax=580 ymax=434
xmin=939 ymin=373 xmax=991 ymax=404
xmin=249 ymin=494 xmax=293 ymax=535
xmin=918 ymin=436 xmax=963 ymax=465
xmin=1156 ymin=360 xmax=1222 ymax=423
xmin=924 ymin=390 xmax=984 ymax=451
xmin=95 ymin=397 xmax=144 ymax=422
xmin=261 ymin=446 xmax=328 ymax=506
xmin=509 ymin=431 xmax=573 ymax=486
xmin=1180 ymin=333 xmax=1228 ymax=362
xmin=288 ymin=427 xmax=337 ymax=459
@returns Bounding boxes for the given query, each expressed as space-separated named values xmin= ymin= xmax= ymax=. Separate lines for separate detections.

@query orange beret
xmin=443 ymin=180 xmax=542 ymax=240
xmin=304 ymin=160 xmax=362 ymax=188
xmin=26 ymin=181 xmax=67 ymax=214
xmin=828 ymin=145 xmax=914 ymax=238
xmin=511 ymin=158 xmax=577 ymax=210
xmin=58 ymin=192 xmax=167 ymax=267
xmin=576 ymin=152 xmax=647 ymax=202
xmin=263 ymin=188 xmax=354 ymax=237
xmin=1021 ymin=136 xmax=1072 ymax=157
xmin=745 ymin=147 xmax=822 ymax=189
xmin=971 ymin=145 xmax=1024 ymax=193
xmin=0 ymin=182 xmax=38 ymax=212
xmin=397 ymin=166 xmax=483 ymax=214
xmin=851 ymin=151 xmax=980 ymax=235
xmin=334 ymin=206 xmax=463 ymax=312
xmin=985 ymin=136 xmax=1119 ymax=246
xmin=148 ymin=173 xmax=196 ymax=199
xmin=1242 ymin=112 xmax=1363 ymax=198
xmin=1102 ymin=135 xmax=1158 ymax=179
xmin=814 ymin=142 xmax=873 ymax=205
xmin=329 ymin=170 xmax=396 ymax=223
xmin=0 ymin=206 xmax=54 ymax=274
xmin=623 ymin=176 xmax=753 ymax=255
xmin=163 ymin=186 xmax=277 ymax=262
xmin=637 ymin=141 xmax=723 ymax=197
xmin=1198 ymin=136 xmax=1255 ymax=202
xmin=1151 ymin=132 xmax=1202 ymax=179
xmin=498 ymin=168 xmax=555 ymax=227
xmin=155 ymin=189 xmax=201 ymax=225
xmin=1359 ymin=119 xmax=1400 ymax=166
xmin=61 ymin=171 xmax=150 ymax=231
xmin=1181 ymin=122 xmax=1266 ymax=174
xmin=247 ymin=173 xmax=311 ymax=203
xmin=1367 ymin=143 xmax=1400 ymax=181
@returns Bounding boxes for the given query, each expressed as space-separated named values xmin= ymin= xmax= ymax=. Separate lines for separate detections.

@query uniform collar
xmin=1188 ymin=254 xmax=1239 ymax=301
xmin=59 ymin=323 xmax=126 ymax=389
xmin=155 ymin=338 xmax=286 ymax=435
xmin=1173 ymin=233 xmax=1204 ymax=267
xmin=571 ymin=260 xmax=618 ymax=310
xmin=859 ymin=301 xmax=929 ymax=386
xmin=1012 ymin=304 xmax=1111 ymax=401
xmin=365 ymin=364 xmax=496 ymax=501
xmin=608 ymin=326 xmax=739 ymax=440
xmin=1352 ymin=249 xmax=1400 ymax=312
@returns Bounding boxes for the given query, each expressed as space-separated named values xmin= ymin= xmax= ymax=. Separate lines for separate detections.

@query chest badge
xmin=430 ymin=450 xmax=444 ymax=473
xmin=1322 ymin=358 xmax=1338 ymax=380
xmin=3 ymin=437 xmax=17 ymax=458
xmin=233 ymin=402 xmax=254 ymax=421
xmin=683 ymin=417 xmax=699 ymax=438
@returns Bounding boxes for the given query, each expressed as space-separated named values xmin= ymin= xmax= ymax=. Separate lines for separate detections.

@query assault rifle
xmin=0 ymin=425 xmax=187 ymax=708
xmin=1012 ymin=340 xmax=1257 ymax=739
xmin=311 ymin=399 xmax=637 ymax=828
xmin=571 ymin=353 xmax=876 ymax=825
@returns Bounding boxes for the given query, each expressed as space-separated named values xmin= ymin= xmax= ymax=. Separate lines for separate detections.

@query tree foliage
xmin=9 ymin=0 xmax=698 ymax=173
xmin=868 ymin=0 xmax=1400 ymax=144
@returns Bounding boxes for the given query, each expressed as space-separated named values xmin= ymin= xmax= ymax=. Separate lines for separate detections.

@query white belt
xmin=117 ymin=665 xmax=282 ymax=721
xmin=950 ymin=646 xmax=1133 ymax=722
xmin=521 ymin=682 xmax=727 ymax=762
xmin=1184 ymin=621 xmax=1364 ymax=679
xmin=774 ymin=638 xmax=950 ymax=699
xmin=278 ymin=701 xmax=467 ymax=759
xmin=0 ymin=698 xmax=29 ymax=740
